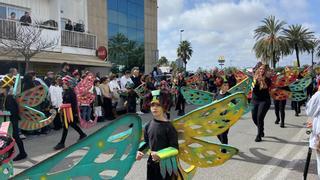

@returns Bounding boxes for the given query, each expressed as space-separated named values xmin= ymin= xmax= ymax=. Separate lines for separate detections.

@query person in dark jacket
xmin=54 ymin=77 xmax=87 ymax=150
xmin=0 ymin=86 xmax=27 ymax=161
xmin=251 ymin=64 xmax=271 ymax=142
xmin=175 ymin=73 xmax=186 ymax=116
xmin=19 ymin=11 xmax=32 ymax=24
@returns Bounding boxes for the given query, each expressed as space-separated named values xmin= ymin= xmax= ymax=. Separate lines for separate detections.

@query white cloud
xmin=158 ymin=0 xmax=320 ymax=71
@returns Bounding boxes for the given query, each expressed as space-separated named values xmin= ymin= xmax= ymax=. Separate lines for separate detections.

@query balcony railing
xmin=61 ymin=30 xmax=97 ymax=50
xmin=0 ymin=19 xmax=17 ymax=40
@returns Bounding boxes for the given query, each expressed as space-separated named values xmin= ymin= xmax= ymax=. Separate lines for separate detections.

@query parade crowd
xmin=3 ymin=61 xmax=320 ymax=179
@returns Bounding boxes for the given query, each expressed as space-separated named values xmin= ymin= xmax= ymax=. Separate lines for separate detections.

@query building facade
xmin=0 ymin=0 xmax=157 ymax=75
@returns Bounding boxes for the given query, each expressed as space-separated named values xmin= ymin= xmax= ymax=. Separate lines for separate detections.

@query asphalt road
xmin=12 ymin=104 xmax=317 ymax=180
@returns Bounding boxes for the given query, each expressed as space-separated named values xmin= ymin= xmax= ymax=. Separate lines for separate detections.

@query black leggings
xmin=102 ymin=97 xmax=114 ymax=120
xmin=147 ymin=157 xmax=178 ymax=180
xmin=292 ymin=101 xmax=301 ymax=115
xmin=11 ymin=116 xmax=26 ymax=155
xmin=176 ymin=93 xmax=185 ymax=112
xmin=217 ymin=129 xmax=229 ymax=144
xmin=251 ymin=100 xmax=271 ymax=137
xmin=58 ymin=117 xmax=86 ymax=145
xmin=274 ymin=100 xmax=286 ymax=123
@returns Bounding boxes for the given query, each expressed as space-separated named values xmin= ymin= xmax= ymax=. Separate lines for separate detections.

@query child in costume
xmin=214 ymin=78 xmax=231 ymax=147
xmin=136 ymin=90 xmax=179 ymax=180
xmin=54 ymin=77 xmax=87 ymax=150
xmin=159 ymin=80 xmax=172 ymax=119
xmin=0 ymin=84 xmax=27 ymax=161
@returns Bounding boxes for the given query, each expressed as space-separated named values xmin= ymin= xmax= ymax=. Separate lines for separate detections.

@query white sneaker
xmin=136 ymin=111 xmax=144 ymax=115
xmin=20 ymin=134 xmax=27 ymax=140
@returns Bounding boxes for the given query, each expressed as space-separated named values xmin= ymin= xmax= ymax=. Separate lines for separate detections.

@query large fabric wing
xmin=74 ymin=73 xmax=98 ymax=128
xmin=186 ymin=75 xmax=200 ymax=85
xmin=19 ymin=106 xmax=56 ymax=130
xmin=228 ymin=77 xmax=253 ymax=95
xmin=271 ymin=74 xmax=297 ymax=88
xmin=291 ymin=91 xmax=308 ymax=102
xmin=178 ymin=137 xmax=239 ymax=168
xmin=233 ymin=70 xmax=248 ymax=83
xmin=270 ymin=88 xmax=291 ymax=101
xmin=173 ymin=92 xmax=247 ymax=138
xmin=289 ymin=77 xmax=312 ymax=92
xmin=17 ymin=84 xmax=47 ymax=107
xmin=180 ymin=87 xmax=213 ymax=106
xmin=12 ymin=114 xmax=142 ymax=180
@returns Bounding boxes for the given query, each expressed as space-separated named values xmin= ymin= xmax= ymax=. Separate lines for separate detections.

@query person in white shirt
xmin=49 ymin=77 xmax=63 ymax=130
xmin=109 ymin=74 xmax=120 ymax=117
xmin=120 ymin=71 xmax=133 ymax=90
xmin=306 ymin=89 xmax=320 ymax=176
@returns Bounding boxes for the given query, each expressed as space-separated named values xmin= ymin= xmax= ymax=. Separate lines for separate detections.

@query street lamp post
xmin=180 ymin=29 xmax=184 ymax=42
xmin=218 ymin=56 xmax=225 ymax=69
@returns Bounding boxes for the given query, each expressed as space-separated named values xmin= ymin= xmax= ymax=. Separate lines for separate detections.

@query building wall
xmin=144 ymin=0 xmax=157 ymax=74
xmin=0 ymin=0 xmax=52 ymax=22
xmin=87 ymin=0 xmax=107 ymax=47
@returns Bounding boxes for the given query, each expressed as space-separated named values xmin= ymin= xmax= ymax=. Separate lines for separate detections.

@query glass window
xmin=118 ymin=12 xmax=127 ymax=26
xmin=0 ymin=6 xmax=6 ymax=19
xmin=137 ymin=30 xmax=144 ymax=43
xmin=118 ymin=25 xmax=127 ymax=37
xmin=8 ymin=7 xmax=25 ymax=21
xmin=127 ymin=27 xmax=137 ymax=41
xmin=127 ymin=15 xmax=137 ymax=28
xmin=128 ymin=2 xmax=138 ymax=16
xmin=118 ymin=1 xmax=127 ymax=13
xmin=108 ymin=23 xmax=118 ymax=37
xmin=108 ymin=10 xmax=118 ymax=24
xmin=108 ymin=0 xmax=118 ymax=10
xmin=136 ymin=18 xmax=144 ymax=29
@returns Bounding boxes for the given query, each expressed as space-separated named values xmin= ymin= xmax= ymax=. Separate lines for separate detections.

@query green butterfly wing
xmin=289 ymin=78 xmax=312 ymax=92
xmin=172 ymin=92 xmax=247 ymax=168
xmin=228 ymin=77 xmax=253 ymax=95
xmin=180 ymin=87 xmax=213 ymax=106
xmin=12 ymin=114 xmax=142 ymax=180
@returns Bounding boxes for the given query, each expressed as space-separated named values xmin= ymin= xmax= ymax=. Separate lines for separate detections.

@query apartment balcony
xmin=61 ymin=30 xmax=97 ymax=50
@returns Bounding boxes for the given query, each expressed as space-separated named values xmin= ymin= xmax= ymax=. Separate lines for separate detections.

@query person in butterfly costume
xmin=137 ymin=89 xmax=248 ymax=179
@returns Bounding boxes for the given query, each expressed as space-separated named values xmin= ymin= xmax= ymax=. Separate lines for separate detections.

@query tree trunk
xmin=25 ymin=57 xmax=30 ymax=73
xmin=312 ymin=49 xmax=314 ymax=67
xmin=295 ymin=44 xmax=300 ymax=67
xmin=272 ymin=51 xmax=276 ymax=69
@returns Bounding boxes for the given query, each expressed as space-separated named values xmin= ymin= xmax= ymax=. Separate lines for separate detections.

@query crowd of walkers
xmin=1 ymin=61 xmax=320 ymax=167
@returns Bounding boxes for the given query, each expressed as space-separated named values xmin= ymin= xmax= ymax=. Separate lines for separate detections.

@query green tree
xmin=158 ymin=56 xmax=169 ymax=66
xmin=283 ymin=24 xmax=315 ymax=67
xmin=108 ymin=33 xmax=144 ymax=71
xmin=177 ymin=40 xmax=193 ymax=69
xmin=253 ymin=15 xmax=289 ymax=68
xmin=311 ymin=39 xmax=319 ymax=66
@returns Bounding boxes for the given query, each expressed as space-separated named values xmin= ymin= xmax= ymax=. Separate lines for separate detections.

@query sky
xmin=157 ymin=0 xmax=320 ymax=71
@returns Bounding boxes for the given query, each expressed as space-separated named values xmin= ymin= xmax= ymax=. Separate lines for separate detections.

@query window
xmin=118 ymin=12 xmax=127 ymax=26
xmin=108 ymin=0 xmax=118 ymax=10
xmin=108 ymin=10 xmax=118 ymax=24
xmin=108 ymin=23 xmax=118 ymax=37
xmin=8 ymin=7 xmax=25 ymax=21
xmin=127 ymin=27 xmax=137 ymax=41
xmin=0 ymin=6 xmax=6 ymax=19
xmin=127 ymin=15 xmax=137 ymax=28
xmin=137 ymin=30 xmax=144 ymax=43
xmin=128 ymin=2 xmax=138 ymax=16
xmin=118 ymin=25 xmax=127 ymax=37
xmin=118 ymin=1 xmax=127 ymax=13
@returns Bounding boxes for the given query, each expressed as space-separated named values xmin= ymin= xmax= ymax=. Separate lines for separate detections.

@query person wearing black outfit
xmin=251 ymin=64 xmax=271 ymax=142
xmin=58 ymin=62 xmax=72 ymax=78
xmin=54 ymin=78 xmax=87 ymax=150
xmin=176 ymin=73 xmax=186 ymax=116
xmin=19 ymin=12 xmax=32 ymax=25
xmin=125 ymin=83 xmax=138 ymax=113
xmin=0 ymin=86 xmax=27 ymax=161
xmin=214 ymin=79 xmax=231 ymax=148
xmin=292 ymin=73 xmax=303 ymax=116
xmin=274 ymin=99 xmax=286 ymax=128
xmin=136 ymin=92 xmax=179 ymax=180
xmin=65 ymin=20 xmax=73 ymax=31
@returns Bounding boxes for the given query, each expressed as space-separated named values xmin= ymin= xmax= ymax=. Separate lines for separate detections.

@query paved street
xmin=13 ymin=104 xmax=317 ymax=180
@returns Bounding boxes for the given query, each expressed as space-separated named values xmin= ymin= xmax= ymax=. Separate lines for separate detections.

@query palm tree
xmin=283 ymin=24 xmax=315 ymax=67
xmin=311 ymin=39 xmax=319 ymax=66
xmin=177 ymin=40 xmax=193 ymax=69
xmin=253 ymin=16 xmax=289 ymax=68
xmin=108 ymin=33 xmax=129 ymax=64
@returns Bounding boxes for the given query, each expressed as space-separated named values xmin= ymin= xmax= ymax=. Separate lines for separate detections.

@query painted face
xmin=151 ymin=103 xmax=164 ymax=117
xmin=221 ymin=83 xmax=229 ymax=93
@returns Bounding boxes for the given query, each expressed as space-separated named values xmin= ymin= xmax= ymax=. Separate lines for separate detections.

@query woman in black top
xmin=175 ymin=73 xmax=186 ymax=116
xmin=251 ymin=64 xmax=271 ymax=142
